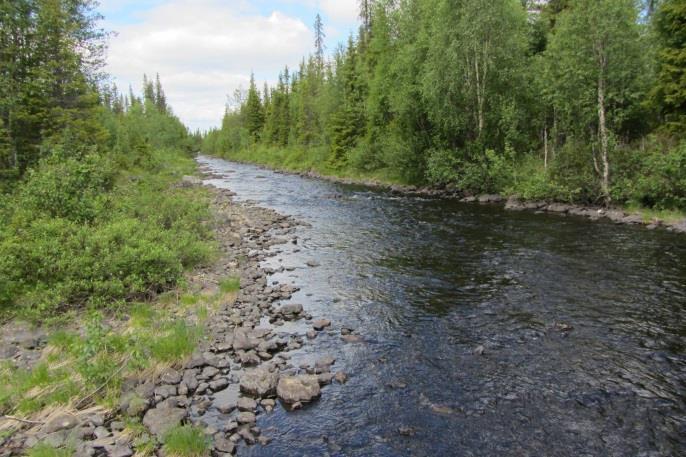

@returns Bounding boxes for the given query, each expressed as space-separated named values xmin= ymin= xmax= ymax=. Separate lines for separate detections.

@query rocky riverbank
xmin=0 ymin=175 xmax=351 ymax=456
xmin=210 ymin=156 xmax=686 ymax=234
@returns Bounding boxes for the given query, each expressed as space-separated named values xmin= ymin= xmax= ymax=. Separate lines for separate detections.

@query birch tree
xmin=544 ymin=0 xmax=646 ymax=204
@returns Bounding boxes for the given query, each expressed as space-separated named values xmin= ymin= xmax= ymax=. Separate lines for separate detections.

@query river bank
xmin=0 ymin=172 xmax=347 ymax=456
xmin=207 ymin=151 xmax=686 ymax=234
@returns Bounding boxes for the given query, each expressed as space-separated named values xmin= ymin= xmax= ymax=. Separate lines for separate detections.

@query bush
xmin=16 ymin=152 xmax=114 ymax=223
xmin=0 ymin=148 xmax=214 ymax=318
xmin=634 ymin=141 xmax=686 ymax=210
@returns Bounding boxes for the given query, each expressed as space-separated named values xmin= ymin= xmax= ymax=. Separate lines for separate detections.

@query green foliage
xmin=199 ymin=0 xmax=683 ymax=211
xmin=218 ymin=276 xmax=240 ymax=294
xmin=26 ymin=444 xmax=74 ymax=457
xmin=15 ymin=153 xmax=114 ymax=222
xmin=653 ymin=0 xmax=686 ymax=133
xmin=612 ymin=139 xmax=686 ymax=209
xmin=162 ymin=426 xmax=211 ymax=457
xmin=0 ymin=78 xmax=214 ymax=318
xmin=150 ymin=321 xmax=202 ymax=362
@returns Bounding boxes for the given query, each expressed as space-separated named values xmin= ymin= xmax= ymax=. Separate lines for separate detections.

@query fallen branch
xmin=0 ymin=415 xmax=44 ymax=425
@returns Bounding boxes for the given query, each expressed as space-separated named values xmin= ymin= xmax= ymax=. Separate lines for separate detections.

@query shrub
xmin=0 ymin=148 xmax=214 ymax=318
xmin=634 ymin=141 xmax=686 ymax=210
xmin=162 ymin=426 xmax=211 ymax=457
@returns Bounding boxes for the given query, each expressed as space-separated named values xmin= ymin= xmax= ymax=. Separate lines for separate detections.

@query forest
xmin=202 ymin=0 xmax=686 ymax=212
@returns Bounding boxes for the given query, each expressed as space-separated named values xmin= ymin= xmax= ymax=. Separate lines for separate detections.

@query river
xmin=198 ymin=155 xmax=686 ymax=457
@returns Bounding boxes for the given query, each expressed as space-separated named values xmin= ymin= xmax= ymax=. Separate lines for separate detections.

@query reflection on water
xmin=198 ymin=156 xmax=686 ymax=457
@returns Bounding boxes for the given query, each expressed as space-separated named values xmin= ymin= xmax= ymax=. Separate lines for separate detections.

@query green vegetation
xmin=203 ymin=0 xmax=686 ymax=214
xmin=162 ymin=425 xmax=212 ymax=457
xmin=0 ymin=306 xmax=204 ymax=416
xmin=26 ymin=444 xmax=74 ymax=457
xmin=0 ymin=1 xmax=213 ymax=319
xmin=218 ymin=276 xmax=241 ymax=294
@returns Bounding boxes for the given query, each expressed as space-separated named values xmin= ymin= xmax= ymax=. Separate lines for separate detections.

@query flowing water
xmin=198 ymin=156 xmax=686 ymax=457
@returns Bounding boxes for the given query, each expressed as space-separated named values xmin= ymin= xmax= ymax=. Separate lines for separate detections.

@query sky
xmin=99 ymin=0 xmax=361 ymax=131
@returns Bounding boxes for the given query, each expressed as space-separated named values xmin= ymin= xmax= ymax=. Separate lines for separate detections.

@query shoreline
xmin=0 ymin=168 xmax=347 ymax=456
xmin=201 ymin=154 xmax=686 ymax=234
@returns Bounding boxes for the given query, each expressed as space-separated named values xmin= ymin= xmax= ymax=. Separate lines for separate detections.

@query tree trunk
xmin=597 ymin=71 xmax=610 ymax=205
xmin=543 ymin=123 xmax=548 ymax=170
xmin=475 ymin=55 xmax=484 ymax=138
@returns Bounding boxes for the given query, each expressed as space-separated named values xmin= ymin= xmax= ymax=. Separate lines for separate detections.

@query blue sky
xmin=99 ymin=0 xmax=360 ymax=131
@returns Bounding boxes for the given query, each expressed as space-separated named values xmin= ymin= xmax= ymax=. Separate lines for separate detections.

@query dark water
xmin=197 ymin=156 xmax=686 ymax=457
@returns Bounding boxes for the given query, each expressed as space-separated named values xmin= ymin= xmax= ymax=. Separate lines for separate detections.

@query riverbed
xmin=198 ymin=155 xmax=686 ymax=457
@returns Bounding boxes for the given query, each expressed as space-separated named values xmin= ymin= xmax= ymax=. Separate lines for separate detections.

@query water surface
xmin=198 ymin=156 xmax=686 ymax=457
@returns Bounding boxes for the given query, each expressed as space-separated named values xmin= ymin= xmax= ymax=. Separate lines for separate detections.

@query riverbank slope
xmin=203 ymin=148 xmax=686 ymax=234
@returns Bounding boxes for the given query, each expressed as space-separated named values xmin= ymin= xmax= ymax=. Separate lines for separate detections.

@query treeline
xmin=0 ymin=0 xmax=211 ymax=317
xmin=203 ymin=0 xmax=686 ymax=210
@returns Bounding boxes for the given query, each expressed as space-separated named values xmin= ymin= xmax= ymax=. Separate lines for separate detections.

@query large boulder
xmin=142 ymin=406 xmax=186 ymax=437
xmin=240 ymin=366 xmax=279 ymax=397
xmin=276 ymin=375 xmax=321 ymax=404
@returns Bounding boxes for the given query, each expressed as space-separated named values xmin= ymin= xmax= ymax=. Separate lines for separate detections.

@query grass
xmin=0 ymin=298 xmax=207 ymax=421
xmin=623 ymin=203 xmax=685 ymax=224
xmin=149 ymin=321 xmax=202 ymax=362
xmin=162 ymin=425 xmax=212 ymax=457
xmin=218 ymin=276 xmax=240 ymax=294
xmin=26 ymin=444 xmax=74 ymax=457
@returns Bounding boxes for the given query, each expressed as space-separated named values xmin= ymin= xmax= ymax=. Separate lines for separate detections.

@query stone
xmin=181 ymin=175 xmax=202 ymax=186
xmin=237 ymin=427 xmax=256 ymax=444
xmin=237 ymin=397 xmax=257 ymax=411
xmin=42 ymin=413 xmax=80 ymax=434
xmin=317 ymin=373 xmax=334 ymax=385
xmin=142 ymin=406 xmax=186 ymax=437
xmin=108 ymin=444 xmax=133 ymax=457
xmin=185 ymin=356 xmax=207 ymax=369
xmin=341 ymin=334 xmax=363 ymax=343
xmin=134 ymin=381 xmax=155 ymax=400
xmin=233 ymin=329 xmax=258 ymax=351
xmin=312 ymin=319 xmax=331 ymax=331
xmin=334 ymin=372 xmax=348 ymax=384
xmin=277 ymin=303 xmax=303 ymax=316
xmin=473 ymin=345 xmax=485 ymax=356
xmin=306 ymin=260 xmax=320 ymax=267
xmin=477 ymin=194 xmax=504 ymax=203
xmin=237 ymin=411 xmax=256 ymax=424
xmin=201 ymin=366 xmax=219 ymax=379
xmin=277 ymin=375 xmax=321 ymax=404
xmin=306 ymin=330 xmax=317 ymax=339
xmin=214 ymin=384 xmax=240 ymax=413
xmin=154 ymin=384 xmax=176 ymax=400
xmin=257 ymin=435 xmax=271 ymax=445
xmin=398 ymin=426 xmax=416 ymax=436
xmin=94 ymin=426 xmax=110 ymax=439
xmin=546 ymin=203 xmax=572 ymax=213
xmin=160 ymin=368 xmax=182 ymax=385
xmin=214 ymin=435 xmax=235 ymax=453
xmin=315 ymin=355 xmax=336 ymax=369
xmin=240 ymin=366 xmax=279 ymax=397
xmin=209 ymin=378 xmax=229 ymax=391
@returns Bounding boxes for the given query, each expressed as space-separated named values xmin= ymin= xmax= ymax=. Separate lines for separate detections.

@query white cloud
xmin=320 ymin=0 xmax=359 ymax=23
xmin=104 ymin=0 xmax=319 ymax=131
